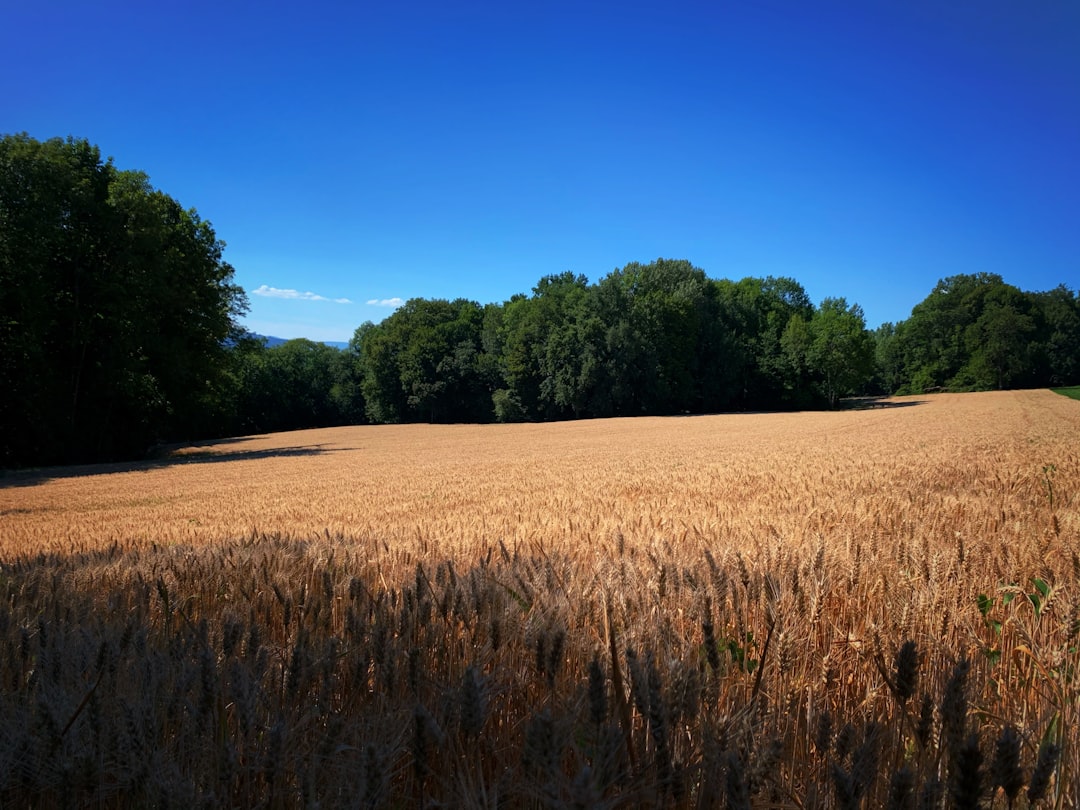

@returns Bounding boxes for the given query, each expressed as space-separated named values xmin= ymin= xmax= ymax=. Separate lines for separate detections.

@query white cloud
xmin=366 ymin=297 xmax=405 ymax=308
xmin=252 ymin=285 xmax=352 ymax=304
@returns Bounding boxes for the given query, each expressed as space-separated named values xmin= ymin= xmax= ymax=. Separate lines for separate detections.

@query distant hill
xmin=257 ymin=335 xmax=349 ymax=350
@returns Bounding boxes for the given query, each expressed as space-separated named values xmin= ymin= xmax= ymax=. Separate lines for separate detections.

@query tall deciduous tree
xmin=0 ymin=134 xmax=247 ymax=465
xmin=1032 ymin=285 xmax=1080 ymax=386
xmin=593 ymin=259 xmax=725 ymax=415
xmin=497 ymin=273 xmax=594 ymax=420
xmin=871 ymin=322 xmax=905 ymax=395
xmin=962 ymin=290 xmax=1034 ymax=390
xmin=806 ymin=298 xmax=875 ymax=407
xmin=355 ymin=298 xmax=492 ymax=424
xmin=234 ymin=338 xmax=360 ymax=433
xmin=889 ymin=273 xmax=1074 ymax=394
xmin=894 ymin=273 xmax=1004 ymax=392
xmin=714 ymin=276 xmax=814 ymax=408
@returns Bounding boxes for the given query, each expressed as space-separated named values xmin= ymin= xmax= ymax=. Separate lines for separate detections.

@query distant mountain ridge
xmin=257 ymin=334 xmax=349 ymax=350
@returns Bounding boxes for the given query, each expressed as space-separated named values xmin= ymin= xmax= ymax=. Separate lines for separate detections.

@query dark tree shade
xmin=0 ymin=134 xmax=247 ymax=465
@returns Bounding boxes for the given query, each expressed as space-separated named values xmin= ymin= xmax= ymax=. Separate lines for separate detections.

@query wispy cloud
xmin=366 ymin=297 xmax=405 ymax=308
xmin=252 ymin=285 xmax=352 ymax=304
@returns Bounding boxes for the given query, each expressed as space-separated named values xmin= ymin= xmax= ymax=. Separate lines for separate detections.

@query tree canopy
xmin=3 ymin=134 xmax=1077 ymax=467
xmin=1 ymin=134 xmax=247 ymax=465
xmin=347 ymin=263 xmax=883 ymax=424
xmin=346 ymin=268 xmax=1078 ymax=426
xmin=877 ymin=273 xmax=1080 ymax=395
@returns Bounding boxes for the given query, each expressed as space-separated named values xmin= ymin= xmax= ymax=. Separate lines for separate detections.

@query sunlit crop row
xmin=0 ymin=390 xmax=1076 ymax=807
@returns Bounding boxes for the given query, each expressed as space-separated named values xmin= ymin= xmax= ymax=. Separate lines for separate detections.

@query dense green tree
xmin=1031 ymin=285 xmax=1080 ymax=386
xmin=355 ymin=298 xmax=492 ymax=423
xmin=226 ymin=333 xmax=275 ymax=434
xmin=329 ymin=339 xmax=367 ymax=425
xmin=889 ymin=273 xmax=1073 ymax=393
xmin=714 ymin=276 xmax=814 ymax=408
xmin=0 ymin=134 xmax=246 ymax=465
xmin=593 ymin=259 xmax=726 ymax=414
xmin=779 ymin=312 xmax=814 ymax=405
xmin=959 ymin=286 xmax=1035 ymax=390
xmin=266 ymin=340 xmax=348 ymax=429
xmin=895 ymin=273 xmax=1004 ymax=392
xmin=353 ymin=319 xmax=407 ymax=423
xmin=804 ymin=298 xmax=876 ymax=407
xmin=496 ymin=294 xmax=541 ymax=417
xmin=220 ymin=336 xmax=364 ymax=435
xmin=520 ymin=293 xmax=610 ymax=419
xmin=871 ymin=322 xmax=905 ymax=395
xmin=497 ymin=273 xmax=594 ymax=419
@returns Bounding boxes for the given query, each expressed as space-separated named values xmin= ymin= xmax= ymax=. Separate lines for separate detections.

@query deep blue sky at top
xmin=4 ymin=1 xmax=1078 ymax=342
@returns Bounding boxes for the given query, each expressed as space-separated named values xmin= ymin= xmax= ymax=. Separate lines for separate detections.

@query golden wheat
xmin=0 ymin=389 xmax=1076 ymax=807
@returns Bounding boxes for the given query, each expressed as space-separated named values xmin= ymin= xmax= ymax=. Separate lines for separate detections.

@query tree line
xmin=1 ymin=134 xmax=247 ymax=466
xmin=3 ymin=134 xmax=1078 ymax=467
xmin=349 ymin=267 xmax=875 ymax=424
xmin=337 ymin=267 xmax=1078 ymax=428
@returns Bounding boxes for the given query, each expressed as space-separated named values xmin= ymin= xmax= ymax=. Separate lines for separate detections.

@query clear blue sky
xmin=5 ymin=0 xmax=1078 ymax=343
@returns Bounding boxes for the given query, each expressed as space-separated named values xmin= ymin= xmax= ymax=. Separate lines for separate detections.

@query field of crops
xmin=1 ymin=390 xmax=1077 ymax=807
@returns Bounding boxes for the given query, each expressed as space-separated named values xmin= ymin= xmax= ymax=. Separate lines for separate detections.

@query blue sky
xmin=5 ymin=1 xmax=1078 ymax=343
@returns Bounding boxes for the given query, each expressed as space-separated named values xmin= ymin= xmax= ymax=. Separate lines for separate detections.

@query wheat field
xmin=1 ymin=390 xmax=1077 ymax=807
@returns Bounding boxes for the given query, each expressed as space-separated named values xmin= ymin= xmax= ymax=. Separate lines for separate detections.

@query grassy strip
xmin=1051 ymin=385 xmax=1080 ymax=400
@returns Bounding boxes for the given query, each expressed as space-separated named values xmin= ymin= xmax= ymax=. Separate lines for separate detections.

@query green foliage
xmin=806 ymin=298 xmax=876 ymax=407
xmin=976 ymin=590 xmax=1010 ymax=664
xmin=1052 ymin=386 xmax=1080 ymax=401
xmin=1035 ymin=286 xmax=1080 ymax=385
xmin=346 ymin=264 xmax=1074 ymax=429
xmin=592 ymin=259 xmax=723 ymax=415
xmin=0 ymin=134 xmax=247 ymax=465
xmin=491 ymin=389 xmax=526 ymax=423
xmin=714 ymin=275 xmax=814 ymax=408
xmin=870 ymin=322 xmax=904 ymax=395
xmin=725 ymin=630 xmax=759 ymax=674
xmin=5 ymin=132 xmax=1075 ymax=455
xmin=779 ymin=313 xmax=814 ymax=404
xmin=498 ymin=272 xmax=596 ymax=420
xmin=230 ymin=337 xmax=363 ymax=434
xmin=890 ymin=273 xmax=1078 ymax=395
xmin=350 ymin=260 xmax=820 ymax=427
xmin=355 ymin=298 xmax=495 ymax=423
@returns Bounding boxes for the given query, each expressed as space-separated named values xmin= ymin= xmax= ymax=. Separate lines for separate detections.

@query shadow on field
xmin=0 ymin=444 xmax=351 ymax=488
xmin=668 ymin=397 xmax=928 ymax=417
xmin=840 ymin=397 xmax=927 ymax=410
